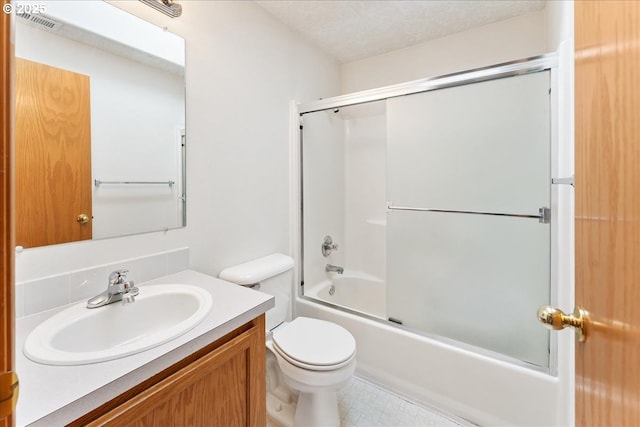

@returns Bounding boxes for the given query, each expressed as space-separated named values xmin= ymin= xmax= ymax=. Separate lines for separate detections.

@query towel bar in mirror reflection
xmin=94 ymin=180 xmax=176 ymax=187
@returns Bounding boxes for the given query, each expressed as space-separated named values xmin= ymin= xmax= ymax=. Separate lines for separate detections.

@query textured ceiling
xmin=256 ymin=0 xmax=546 ymax=63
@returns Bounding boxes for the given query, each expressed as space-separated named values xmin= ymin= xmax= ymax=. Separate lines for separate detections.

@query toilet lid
xmin=272 ymin=317 xmax=356 ymax=369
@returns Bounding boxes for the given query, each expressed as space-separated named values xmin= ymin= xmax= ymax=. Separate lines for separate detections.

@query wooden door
xmin=15 ymin=58 xmax=92 ymax=248
xmin=0 ymin=9 xmax=15 ymax=427
xmin=575 ymin=1 xmax=640 ymax=425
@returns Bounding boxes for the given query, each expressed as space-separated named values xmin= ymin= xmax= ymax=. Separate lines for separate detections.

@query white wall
xmin=15 ymin=1 xmax=340 ymax=282
xmin=341 ymin=10 xmax=547 ymax=94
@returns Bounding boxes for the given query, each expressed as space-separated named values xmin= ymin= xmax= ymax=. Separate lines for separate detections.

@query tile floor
xmin=268 ymin=376 xmax=470 ymax=427
xmin=337 ymin=377 xmax=467 ymax=427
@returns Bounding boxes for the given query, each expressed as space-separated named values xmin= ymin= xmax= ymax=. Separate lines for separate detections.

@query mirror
xmin=14 ymin=1 xmax=186 ymax=248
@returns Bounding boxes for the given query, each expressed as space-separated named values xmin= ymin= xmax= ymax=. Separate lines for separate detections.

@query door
xmin=15 ymin=58 xmax=92 ymax=248
xmin=575 ymin=1 xmax=640 ymax=425
xmin=0 ymin=9 xmax=15 ymax=427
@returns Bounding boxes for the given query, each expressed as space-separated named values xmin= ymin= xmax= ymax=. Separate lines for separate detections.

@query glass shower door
xmin=386 ymin=71 xmax=552 ymax=367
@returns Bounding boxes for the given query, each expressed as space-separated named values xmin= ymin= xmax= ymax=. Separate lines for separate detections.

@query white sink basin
xmin=23 ymin=284 xmax=213 ymax=365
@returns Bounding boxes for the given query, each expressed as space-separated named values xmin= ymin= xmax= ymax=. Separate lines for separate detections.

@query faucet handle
xmin=108 ymin=269 xmax=129 ymax=285
xmin=122 ymin=290 xmax=135 ymax=304
xmin=122 ymin=281 xmax=139 ymax=305
xmin=322 ymin=235 xmax=339 ymax=257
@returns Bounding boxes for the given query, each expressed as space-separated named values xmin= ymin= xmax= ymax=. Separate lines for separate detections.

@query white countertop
xmin=15 ymin=270 xmax=274 ymax=427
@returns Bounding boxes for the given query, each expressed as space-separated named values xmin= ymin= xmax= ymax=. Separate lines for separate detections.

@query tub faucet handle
xmin=322 ymin=235 xmax=338 ymax=257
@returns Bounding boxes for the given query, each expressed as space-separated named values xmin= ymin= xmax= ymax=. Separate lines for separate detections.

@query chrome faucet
xmin=322 ymin=235 xmax=339 ymax=257
xmin=325 ymin=264 xmax=344 ymax=274
xmin=87 ymin=269 xmax=139 ymax=308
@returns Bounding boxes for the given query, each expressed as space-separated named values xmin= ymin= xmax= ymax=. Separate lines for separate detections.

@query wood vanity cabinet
xmin=69 ymin=315 xmax=266 ymax=427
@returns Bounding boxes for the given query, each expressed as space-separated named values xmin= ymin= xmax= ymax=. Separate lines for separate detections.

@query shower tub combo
xmin=294 ymin=54 xmax=573 ymax=426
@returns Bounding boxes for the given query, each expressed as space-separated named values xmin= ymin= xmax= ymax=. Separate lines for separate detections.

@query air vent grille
xmin=16 ymin=13 xmax=61 ymax=31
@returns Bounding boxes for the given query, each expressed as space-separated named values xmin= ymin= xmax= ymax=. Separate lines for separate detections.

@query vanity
xmin=15 ymin=270 xmax=274 ymax=426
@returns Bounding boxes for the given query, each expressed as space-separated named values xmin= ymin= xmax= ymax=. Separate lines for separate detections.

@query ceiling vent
xmin=16 ymin=12 xmax=62 ymax=32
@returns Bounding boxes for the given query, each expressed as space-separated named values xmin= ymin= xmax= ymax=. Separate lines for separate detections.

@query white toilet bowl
xmin=268 ymin=316 xmax=356 ymax=427
xmin=218 ymin=255 xmax=357 ymax=427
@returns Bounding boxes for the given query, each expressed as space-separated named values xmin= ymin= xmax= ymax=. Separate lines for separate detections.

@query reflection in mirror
xmin=14 ymin=1 xmax=186 ymax=248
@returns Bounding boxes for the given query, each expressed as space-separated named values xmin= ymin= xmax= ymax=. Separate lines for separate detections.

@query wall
xmin=15 ymin=2 xmax=340 ymax=285
xmin=341 ymin=10 xmax=547 ymax=94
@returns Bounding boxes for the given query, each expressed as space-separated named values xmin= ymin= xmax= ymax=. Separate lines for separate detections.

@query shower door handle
xmin=537 ymin=305 xmax=588 ymax=342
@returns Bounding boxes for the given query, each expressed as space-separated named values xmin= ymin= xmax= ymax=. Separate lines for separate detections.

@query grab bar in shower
xmin=94 ymin=179 xmax=175 ymax=187
xmin=386 ymin=204 xmax=551 ymax=224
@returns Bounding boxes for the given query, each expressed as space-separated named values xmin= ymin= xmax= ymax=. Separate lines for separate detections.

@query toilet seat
xmin=272 ymin=317 xmax=356 ymax=371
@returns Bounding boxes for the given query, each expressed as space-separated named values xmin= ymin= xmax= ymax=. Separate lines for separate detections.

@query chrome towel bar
xmin=387 ymin=204 xmax=551 ymax=224
xmin=94 ymin=179 xmax=175 ymax=187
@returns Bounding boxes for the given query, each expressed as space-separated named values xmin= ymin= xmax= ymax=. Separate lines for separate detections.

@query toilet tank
xmin=219 ymin=253 xmax=295 ymax=331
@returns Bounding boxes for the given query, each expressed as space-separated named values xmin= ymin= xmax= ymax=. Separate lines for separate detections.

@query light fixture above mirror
xmin=139 ymin=0 xmax=182 ymax=18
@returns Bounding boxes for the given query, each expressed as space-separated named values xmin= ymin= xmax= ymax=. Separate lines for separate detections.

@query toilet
xmin=219 ymin=253 xmax=356 ymax=427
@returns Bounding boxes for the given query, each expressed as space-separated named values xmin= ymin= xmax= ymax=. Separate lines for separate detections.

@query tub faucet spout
xmin=325 ymin=264 xmax=344 ymax=274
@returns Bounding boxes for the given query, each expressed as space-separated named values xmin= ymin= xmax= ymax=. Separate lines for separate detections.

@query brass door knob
xmin=76 ymin=214 xmax=90 ymax=224
xmin=537 ymin=305 xmax=588 ymax=342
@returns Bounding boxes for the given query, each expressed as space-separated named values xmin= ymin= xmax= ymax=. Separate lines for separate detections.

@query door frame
xmin=1 ymin=6 xmax=15 ymax=427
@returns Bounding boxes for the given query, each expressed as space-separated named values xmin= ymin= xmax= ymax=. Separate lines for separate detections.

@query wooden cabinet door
xmin=575 ymin=1 xmax=640 ymax=425
xmin=87 ymin=323 xmax=266 ymax=427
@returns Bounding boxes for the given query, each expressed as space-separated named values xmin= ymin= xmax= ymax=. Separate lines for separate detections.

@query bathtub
xmin=297 ymin=276 xmax=565 ymax=426
xmin=304 ymin=271 xmax=386 ymax=319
